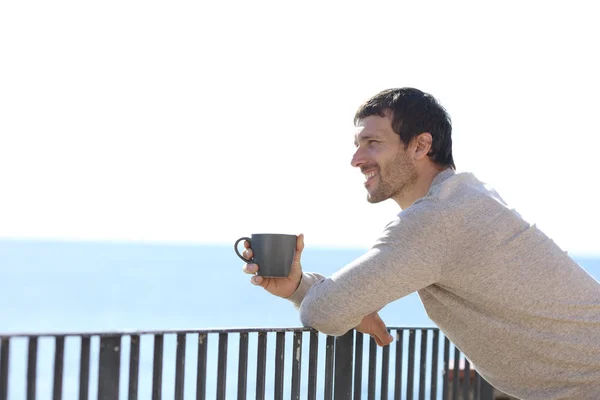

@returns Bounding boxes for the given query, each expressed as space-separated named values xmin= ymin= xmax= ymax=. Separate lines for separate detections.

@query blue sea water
xmin=1 ymin=240 xmax=599 ymax=399
xmin=0 ymin=240 xmax=438 ymax=334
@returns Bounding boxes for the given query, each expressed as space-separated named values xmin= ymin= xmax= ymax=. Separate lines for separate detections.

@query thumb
xmin=287 ymin=234 xmax=304 ymax=280
xmin=293 ymin=233 xmax=304 ymax=264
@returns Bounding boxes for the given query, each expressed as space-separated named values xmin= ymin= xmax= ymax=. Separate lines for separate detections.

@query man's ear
xmin=413 ymin=133 xmax=433 ymax=161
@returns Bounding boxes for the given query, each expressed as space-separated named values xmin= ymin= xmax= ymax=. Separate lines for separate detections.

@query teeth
xmin=365 ymin=172 xmax=376 ymax=180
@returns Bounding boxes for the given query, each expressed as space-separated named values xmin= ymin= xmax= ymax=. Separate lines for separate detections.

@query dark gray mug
xmin=234 ymin=233 xmax=297 ymax=278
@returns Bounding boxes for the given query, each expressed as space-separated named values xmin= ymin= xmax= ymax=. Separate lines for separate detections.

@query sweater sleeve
xmin=294 ymin=199 xmax=446 ymax=336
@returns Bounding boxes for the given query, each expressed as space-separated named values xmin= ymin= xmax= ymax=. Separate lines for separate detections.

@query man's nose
xmin=351 ymin=146 xmax=365 ymax=168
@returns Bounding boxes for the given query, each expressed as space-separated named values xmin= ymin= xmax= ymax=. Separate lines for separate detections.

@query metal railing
xmin=0 ymin=327 xmax=494 ymax=400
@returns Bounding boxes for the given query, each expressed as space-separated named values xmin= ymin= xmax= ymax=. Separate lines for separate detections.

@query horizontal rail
xmin=0 ymin=326 xmax=440 ymax=339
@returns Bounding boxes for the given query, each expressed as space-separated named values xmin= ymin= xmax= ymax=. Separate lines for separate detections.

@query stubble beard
xmin=367 ymin=152 xmax=418 ymax=204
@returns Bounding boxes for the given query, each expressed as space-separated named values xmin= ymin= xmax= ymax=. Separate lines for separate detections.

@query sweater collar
xmin=431 ymin=168 xmax=456 ymax=188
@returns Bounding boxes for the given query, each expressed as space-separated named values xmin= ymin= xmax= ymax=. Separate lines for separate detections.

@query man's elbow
xmin=299 ymin=300 xmax=352 ymax=337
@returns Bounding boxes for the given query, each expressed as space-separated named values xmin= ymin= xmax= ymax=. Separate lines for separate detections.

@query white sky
xmin=1 ymin=1 xmax=599 ymax=255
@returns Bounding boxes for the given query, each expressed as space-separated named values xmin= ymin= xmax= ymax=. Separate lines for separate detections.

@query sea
xmin=1 ymin=240 xmax=599 ymax=399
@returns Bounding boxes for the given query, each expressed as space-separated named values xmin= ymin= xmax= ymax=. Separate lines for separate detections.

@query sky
xmin=1 ymin=1 xmax=599 ymax=255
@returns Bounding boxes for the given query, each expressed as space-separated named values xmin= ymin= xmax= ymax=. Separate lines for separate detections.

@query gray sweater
xmin=287 ymin=168 xmax=600 ymax=400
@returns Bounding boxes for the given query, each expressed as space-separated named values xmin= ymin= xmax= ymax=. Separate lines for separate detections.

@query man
xmin=241 ymin=88 xmax=600 ymax=399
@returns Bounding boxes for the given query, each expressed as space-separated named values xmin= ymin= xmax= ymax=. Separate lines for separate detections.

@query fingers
xmin=241 ymin=244 xmax=262 ymax=282
xmin=372 ymin=334 xmax=383 ymax=346
xmin=241 ymin=246 xmax=257 ymax=275
xmin=370 ymin=330 xmax=393 ymax=347
xmin=240 ymin=238 xmax=258 ymax=275
xmin=370 ymin=314 xmax=394 ymax=347
xmin=244 ymin=262 xmax=265 ymax=287
xmin=373 ymin=330 xmax=393 ymax=346
xmin=250 ymin=274 xmax=264 ymax=286
xmin=243 ymin=263 xmax=258 ymax=274
xmin=243 ymin=247 xmax=253 ymax=260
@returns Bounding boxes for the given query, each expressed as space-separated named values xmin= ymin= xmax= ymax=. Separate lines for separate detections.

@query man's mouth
xmin=363 ymin=170 xmax=378 ymax=184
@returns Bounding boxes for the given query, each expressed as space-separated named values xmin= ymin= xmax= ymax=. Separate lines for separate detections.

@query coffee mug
xmin=234 ymin=233 xmax=297 ymax=278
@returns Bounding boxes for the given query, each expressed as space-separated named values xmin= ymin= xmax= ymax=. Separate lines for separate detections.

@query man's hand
xmin=242 ymin=234 xmax=305 ymax=298
xmin=355 ymin=312 xmax=394 ymax=346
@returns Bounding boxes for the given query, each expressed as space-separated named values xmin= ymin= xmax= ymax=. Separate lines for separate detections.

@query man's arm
xmin=286 ymin=272 xmax=394 ymax=346
xmin=289 ymin=200 xmax=446 ymax=336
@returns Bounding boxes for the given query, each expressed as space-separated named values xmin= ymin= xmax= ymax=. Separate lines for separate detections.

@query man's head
xmin=351 ymin=88 xmax=454 ymax=207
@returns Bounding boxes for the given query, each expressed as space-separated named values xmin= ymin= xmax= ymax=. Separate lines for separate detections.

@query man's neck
xmin=395 ymin=165 xmax=447 ymax=210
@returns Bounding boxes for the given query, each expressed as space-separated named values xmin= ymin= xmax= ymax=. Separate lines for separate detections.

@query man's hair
xmin=354 ymin=87 xmax=455 ymax=169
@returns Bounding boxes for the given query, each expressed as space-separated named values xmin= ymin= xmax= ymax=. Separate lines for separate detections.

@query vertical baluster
xmin=442 ymin=337 xmax=450 ymax=400
xmin=407 ymin=330 xmax=416 ymax=400
xmin=237 ymin=332 xmax=249 ymax=400
xmin=152 ymin=334 xmax=164 ymax=400
xmin=324 ymin=336 xmax=334 ymax=400
xmin=274 ymin=332 xmax=285 ymax=400
xmin=381 ymin=332 xmax=390 ymax=400
xmin=462 ymin=358 xmax=471 ymax=400
xmin=255 ymin=332 xmax=267 ymax=400
xmin=196 ymin=333 xmax=208 ymax=400
xmin=0 ymin=338 xmax=10 ymax=400
xmin=479 ymin=376 xmax=494 ymax=400
xmin=216 ymin=333 xmax=228 ymax=400
xmin=367 ymin=337 xmax=377 ymax=400
xmin=353 ymin=332 xmax=363 ymax=400
xmin=307 ymin=331 xmax=318 ymax=400
xmin=174 ymin=334 xmax=186 ymax=400
xmin=27 ymin=336 xmax=38 ymax=400
xmin=53 ymin=336 xmax=65 ymax=400
xmin=98 ymin=335 xmax=121 ymax=400
xmin=128 ymin=335 xmax=140 ymax=400
xmin=290 ymin=332 xmax=302 ymax=400
xmin=78 ymin=336 xmax=90 ymax=400
xmin=394 ymin=329 xmax=404 ymax=400
xmin=418 ymin=330 xmax=428 ymax=400
xmin=452 ymin=347 xmax=460 ymax=400
xmin=334 ymin=330 xmax=354 ymax=400
xmin=430 ymin=330 xmax=439 ymax=400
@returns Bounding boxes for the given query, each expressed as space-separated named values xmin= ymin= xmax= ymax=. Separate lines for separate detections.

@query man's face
xmin=351 ymin=114 xmax=418 ymax=204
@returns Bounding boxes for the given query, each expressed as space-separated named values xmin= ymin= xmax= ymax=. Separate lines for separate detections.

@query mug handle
xmin=234 ymin=237 xmax=253 ymax=263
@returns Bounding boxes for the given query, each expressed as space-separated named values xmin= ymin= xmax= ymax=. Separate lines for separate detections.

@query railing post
xmin=98 ymin=335 xmax=121 ymax=400
xmin=333 ymin=329 xmax=354 ymax=400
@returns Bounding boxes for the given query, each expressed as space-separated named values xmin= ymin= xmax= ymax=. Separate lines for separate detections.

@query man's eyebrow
xmin=354 ymin=133 xmax=379 ymax=146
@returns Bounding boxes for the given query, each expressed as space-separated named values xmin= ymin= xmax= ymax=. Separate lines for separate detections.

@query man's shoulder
xmin=427 ymin=169 xmax=504 ymax=205
xmin=414 ymin=169 xmax=518 ymax=229
xmin=386 ymin=169 xmax=517 ymax=236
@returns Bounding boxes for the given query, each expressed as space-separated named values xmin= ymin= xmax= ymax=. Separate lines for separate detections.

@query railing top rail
xmin=0 ymin=325 xmax=439 ymax=339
